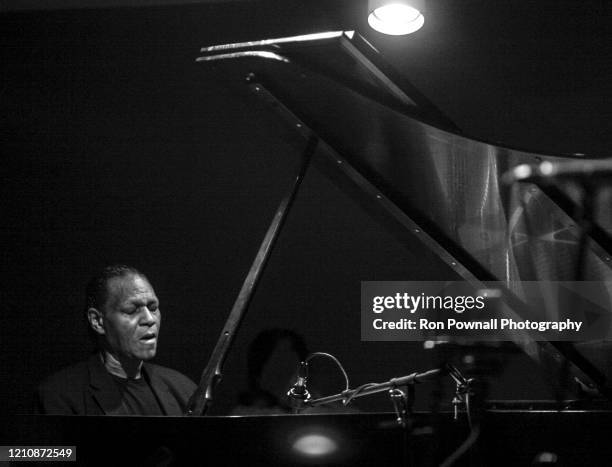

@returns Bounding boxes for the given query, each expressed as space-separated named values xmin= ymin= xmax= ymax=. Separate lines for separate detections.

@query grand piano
xmin=2 ymin=2 xmax=612 ymax=465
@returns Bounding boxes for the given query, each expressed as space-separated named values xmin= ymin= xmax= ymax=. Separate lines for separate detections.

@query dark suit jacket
xmin=37 ymin=354 xmax=197 ymax=415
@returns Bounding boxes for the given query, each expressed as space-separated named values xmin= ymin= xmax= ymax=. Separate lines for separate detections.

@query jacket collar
xmin=86 ymin=353 xmax=179 ymax=415
xmin=141 ymin=362 xmax=183 ymax=416
xmin=86 ymin=353 xmax=124 ymax=415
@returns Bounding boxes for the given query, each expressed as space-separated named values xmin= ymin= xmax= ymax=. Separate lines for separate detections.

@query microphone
xmin=287 ymin=361 xmax=311 ymax=411
xmin=502 ymin=158 xmax=612 ymax=185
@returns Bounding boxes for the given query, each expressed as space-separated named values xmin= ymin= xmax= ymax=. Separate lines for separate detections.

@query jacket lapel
xmin=143 ymin=363 xmax=181 ymax=416
xmin=86 ymin=354 xmax=124 ymax=415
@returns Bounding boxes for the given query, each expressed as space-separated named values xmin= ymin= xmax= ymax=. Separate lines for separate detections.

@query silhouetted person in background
xmin=233 ymin=328 xmax=308 ymax=414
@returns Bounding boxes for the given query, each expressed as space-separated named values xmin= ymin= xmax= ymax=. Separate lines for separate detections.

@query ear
xmin=87 ymin=307 xmax=106 ymax=336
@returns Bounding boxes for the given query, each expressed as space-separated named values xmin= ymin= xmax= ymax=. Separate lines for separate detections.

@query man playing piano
xmin=37 ymin=265 xmax=196 ymax=415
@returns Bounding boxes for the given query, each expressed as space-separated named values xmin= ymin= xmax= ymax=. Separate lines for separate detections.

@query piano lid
xmin=195 ymin=31 xmax=612 ymax=396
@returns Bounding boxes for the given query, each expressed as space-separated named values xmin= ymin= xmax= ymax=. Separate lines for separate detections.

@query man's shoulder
xmin=38 ymin=359 xmax=90 ymax=391
xmin=36 ymin=358 xmax=95 ymax=415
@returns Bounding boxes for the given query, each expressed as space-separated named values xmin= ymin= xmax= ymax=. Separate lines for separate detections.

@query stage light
xmin=368 ymin=0 xmax=425 ymax=35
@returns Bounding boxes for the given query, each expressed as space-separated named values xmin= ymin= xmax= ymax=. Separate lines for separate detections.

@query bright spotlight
xmin=368 ymin=0 xmax=425 ymax=35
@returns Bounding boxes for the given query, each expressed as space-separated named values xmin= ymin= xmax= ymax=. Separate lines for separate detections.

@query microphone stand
xmin=287 ymin=360 xmax=480 ymax=465
xmin=299 ymin=368 xmax=442 ymax=416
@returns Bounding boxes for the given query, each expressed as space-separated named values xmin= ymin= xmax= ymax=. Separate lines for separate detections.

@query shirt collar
xmin=100 ymin=351 xmax=143 ymax=379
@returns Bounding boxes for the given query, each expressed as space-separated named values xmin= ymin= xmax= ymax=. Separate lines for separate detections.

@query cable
xmin=465 ymin=391 xmax=473 ymax=430
xmin=439 ymin=425 xmax=480 ymax=467
xmin=342 ymin=383 xmax=378 ymax=406
xmin=305 ymin=352 xmax=350 ymax=392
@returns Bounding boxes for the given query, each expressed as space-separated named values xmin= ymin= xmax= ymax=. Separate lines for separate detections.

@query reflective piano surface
xmin=3 ymin=410 xmax=612 ymax=466
xmin=196 ymin=31 xmax=612 ymax=285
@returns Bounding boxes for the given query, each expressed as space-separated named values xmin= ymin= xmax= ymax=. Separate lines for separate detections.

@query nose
xmin=139 ymin=307 xmax=157 ymax=326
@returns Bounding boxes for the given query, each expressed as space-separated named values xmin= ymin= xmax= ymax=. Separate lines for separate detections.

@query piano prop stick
xmin=186 ymin=136 xmax=318 ymax=415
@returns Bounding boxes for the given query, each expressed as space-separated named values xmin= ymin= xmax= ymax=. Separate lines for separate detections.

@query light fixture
xmin=368 ymin=0 xmax=425 ymax=35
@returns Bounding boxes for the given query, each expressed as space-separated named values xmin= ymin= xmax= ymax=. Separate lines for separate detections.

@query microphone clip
xmin=287 ymin=361 xmax=311 ymax=412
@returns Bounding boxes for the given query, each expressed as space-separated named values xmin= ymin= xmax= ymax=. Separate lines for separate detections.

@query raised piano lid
xmin=195 ymin=30 xmax=612 ymax=398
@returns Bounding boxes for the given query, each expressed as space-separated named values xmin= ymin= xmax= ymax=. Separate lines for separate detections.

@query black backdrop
xmin=1 ymin=1 xmax=581 ymax=416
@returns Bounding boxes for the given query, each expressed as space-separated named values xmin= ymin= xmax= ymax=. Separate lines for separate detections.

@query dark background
xmin=1 ymin=0 xmax=610 ymax=415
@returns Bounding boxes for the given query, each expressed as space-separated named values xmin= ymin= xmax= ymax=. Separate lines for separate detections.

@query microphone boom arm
xmin=303 ymin=368 xmax=443 ymax=408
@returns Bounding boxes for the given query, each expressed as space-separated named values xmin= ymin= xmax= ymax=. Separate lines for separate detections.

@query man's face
xmin=100 ymin=274 xmax=161 ymax=363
